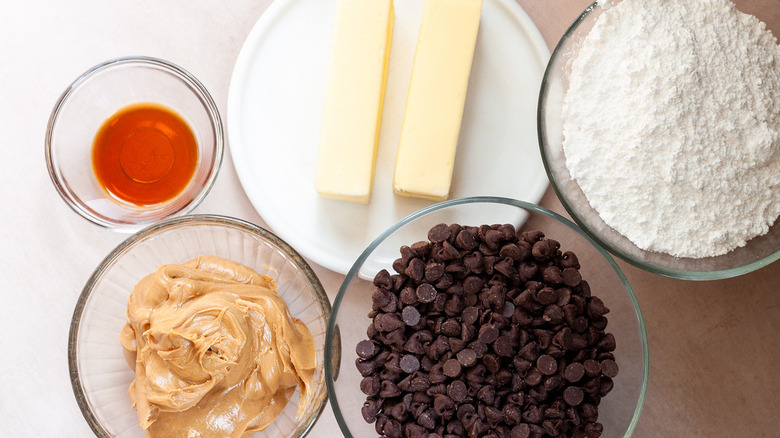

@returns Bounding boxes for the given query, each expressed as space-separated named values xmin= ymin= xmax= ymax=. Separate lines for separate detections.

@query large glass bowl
xmin=538 ymin=1 xmax=780 ymax=280
xmin=69 ymin=215 xmax=330 ymax=438
xmin=46 ymin=56 xmax=224 ymax=231
xmin=325 ymin=197 xmax=648 ymax=437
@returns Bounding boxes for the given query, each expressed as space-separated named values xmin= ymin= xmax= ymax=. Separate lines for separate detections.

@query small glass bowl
xmin=325 ymin=197 xmax=648 ymax=438
xmin=46 ymin=56 xmax=224 ymax=231
xmin=69 ymin=215 xmax=330 ymax=438
xmin=538 ymin=1 xmax=780 ymax=280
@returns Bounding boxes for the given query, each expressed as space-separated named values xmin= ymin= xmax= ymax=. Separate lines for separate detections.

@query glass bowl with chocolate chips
xmin=325 ymin=197 xmax=648 ymax=438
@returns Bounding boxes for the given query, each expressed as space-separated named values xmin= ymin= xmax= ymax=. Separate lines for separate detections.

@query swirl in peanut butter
xmin=119 ymin=256 xmax=316 ymax=438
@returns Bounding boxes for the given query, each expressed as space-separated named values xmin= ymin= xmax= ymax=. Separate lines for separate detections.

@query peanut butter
xmin=119 ymin=256 xmax=316 ymax=438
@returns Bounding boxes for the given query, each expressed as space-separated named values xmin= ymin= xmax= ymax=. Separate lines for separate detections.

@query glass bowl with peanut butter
xmin=69 ymin=215 xmax=331 ymax=438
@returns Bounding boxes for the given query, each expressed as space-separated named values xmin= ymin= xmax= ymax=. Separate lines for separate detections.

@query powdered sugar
xmin=562 ymin=0 xmax=780 ymax=258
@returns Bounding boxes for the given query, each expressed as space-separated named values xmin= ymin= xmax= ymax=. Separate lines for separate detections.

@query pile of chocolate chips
xmin=355 ymin=224 xmax=618 ymax=438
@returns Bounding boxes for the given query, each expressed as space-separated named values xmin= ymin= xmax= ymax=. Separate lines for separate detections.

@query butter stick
xmin=315 ymin=0 xmax=395 ymax=204
xmin=393 ymin=0 xmax=483 ymax=201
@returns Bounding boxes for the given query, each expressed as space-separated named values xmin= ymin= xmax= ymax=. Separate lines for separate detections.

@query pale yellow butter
xmin=315 ymin=0 xmax=394 ymax=204
xmin=393 ymin=0 xmax=483 ymax=201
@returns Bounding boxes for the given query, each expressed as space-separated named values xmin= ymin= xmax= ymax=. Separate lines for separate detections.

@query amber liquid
xmin=92 ymin=103 xmax=198 ymax=206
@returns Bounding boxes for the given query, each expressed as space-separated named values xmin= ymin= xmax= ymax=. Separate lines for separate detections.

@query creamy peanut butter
xmin=119 ymin=256 xmax=316 ymax=438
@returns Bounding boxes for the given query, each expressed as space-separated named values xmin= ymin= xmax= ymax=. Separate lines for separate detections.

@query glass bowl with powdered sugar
xmin=538 ymin=0 xmax=780 ymax=280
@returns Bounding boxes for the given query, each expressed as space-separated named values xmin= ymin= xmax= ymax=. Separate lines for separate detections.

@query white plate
xmin=228 ymin=0 xmax=550 ymax=275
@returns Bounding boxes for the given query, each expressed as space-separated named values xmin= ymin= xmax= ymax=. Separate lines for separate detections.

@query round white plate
xmin=228 ymin=0 xmax=550 ymax=275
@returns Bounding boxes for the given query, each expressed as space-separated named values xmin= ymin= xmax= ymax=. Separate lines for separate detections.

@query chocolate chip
xmin=441 ymin=319 xmax=461 ymax=337
xmin=531 ymin=239 xmax=556 ymax=261
xmin=477 ymin=385 xmax=496 ymax=405
xmin=510 ymin=423 xmax=531 ymax=438
xmin=438 ymin=240 xmax=461 ymax=261
xmin=597 ymin=332 xmax=617 ymax=352
xmin=361 ymin=376 xmax=381 ymax=396
xmin=584 ymin=359 xmax=601 ymax=377
xmin=462 ymin=306 xmax=480 ymax=325
xmin=428 ymin=223 xmax=452 ymax=243
xmin=562 ymin=267 xmax=582 ymax=287
xmin=601 ymin=359 xmax=619 ymax=378
xmin=456 ymin=229 xmax=478 ymax=250
xmin=478 ymin=324 xmax=499 ymax=344
xmin=448 ymin=380 xmax=468 ymax=403
xmin=536 ymin=287 xmax=558 ymax=305
xmin=537 ymin=354 xmax=558 ymax=375
xmin=587 ymin=297 xmax=610 ymax=318
xmin=493 ymin=258 xmax=515 ymax=277
xmin=542 ymin=265 xmax=564 ymax=284
xmin=543 ymin=304 xmax=565 ymax=325
xmin=564 ymin=386 xmax=585 ymax=406
xmin=493 ymin=335 xmax=513 ymax=357
xmin=416 ymin=283 xmax=438 ymax=303
xmin=418 ymin=409 xmax=436 ymax=430
xmin=403 ymin=306 xmax=422 ymax=326
xmin=560 ymin=251 xmax=580 ymax=269
xmin=524 ymin=368 xmax=542 ymax=386
xmin=565 ymin=362 xmax=586 ymax=383
xmin=456 ymin=348 xmax=477 ymax=367
xmin=356 ymin=358 xmax=376 ymax=377
xmin=400 ymin=355 xmax=421 ymax=374
xmin=463 ymin=276 xmax=483 ymax=294
xmin=357 ymin=340 xmax=379 ymax=359
xmin=375 ymin=313 xmax=405 ymax=332
xmin=380 ymin=380 xmax=402 ymax=398
xmin=362 ymin=398 xmax=382 ymax=423
xmin=443 ymin=359 xmax=462 ymax=378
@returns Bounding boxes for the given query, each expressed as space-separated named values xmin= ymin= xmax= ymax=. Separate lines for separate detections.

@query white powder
xmin=562 ymin=0 xmax=780 ymax=258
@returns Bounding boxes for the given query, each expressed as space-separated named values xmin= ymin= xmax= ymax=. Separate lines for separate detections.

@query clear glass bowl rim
xmin=68 ymin=214 xmax=332 ymax=438
xmin=324 ymin=195 xmax=649 ymax=438
xmin=45 ymin=56 xmax=225 ymax=232
xmin=537 ymin=2 xmax=780 ymax=280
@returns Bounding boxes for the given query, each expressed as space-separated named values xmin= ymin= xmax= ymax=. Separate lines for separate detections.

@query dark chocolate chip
xmin=417 ymin=283 xmax=438 ymax=303
xmin=564 ymin=386 xmax=585 ymax=406
xmin=510 ymin=423 xmax=531 ymax=438
xmin=362 ymin=398 xmax=383 ymax=423
xmin=447 ymin=380 xmax=468 ymax=403
xmin=403 ymin=306 xmax=422 ymax=326
xmin=456 ymin=348 xmax=477 ymax=367
xmin=601 ymin=359 xmax=619 ymax=378
xmin=400 ymin=354 xmax=421 ymax=374
xmin=565 ymin=362 xmax=586 ymax=383
xmin=361 ymin=376 xmax=381 ymax=396
xmin=428 ymin=223 xmax=452 ymax=243
xmin=356 ymin=339 xmax=379 ymax=359
xmin=380 ymin=380 xmax=402 ymax=398
xmin=584 ymin=359 xmax=601 ymax=377
xmin=493 ymin=335 xmax=513 ymax=357
xmin=537 ymin=354 xmax=558 ymax=375
xmin=562 ymin=267 xmax=582 ymax=287
xmin=536 ymin=287 xmax=558 ymax=305
xmin=426 ymin=261 xmax=446 ymax=282
xmin=478 ymin=324 xmax=499 ymax=344
xmin=443 ymin=359 xmax=463 ymax=378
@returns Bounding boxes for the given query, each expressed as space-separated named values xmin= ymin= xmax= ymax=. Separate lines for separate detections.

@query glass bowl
xmin=69 ymin=215 xmax=330 ymax=438
xmin=538 ymin=1 xmax=780 ymax=280
xmin=325 ymin=197 xmax=648 ymax=438
xmin=46 ymin=56 xmax=224 ymax=231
